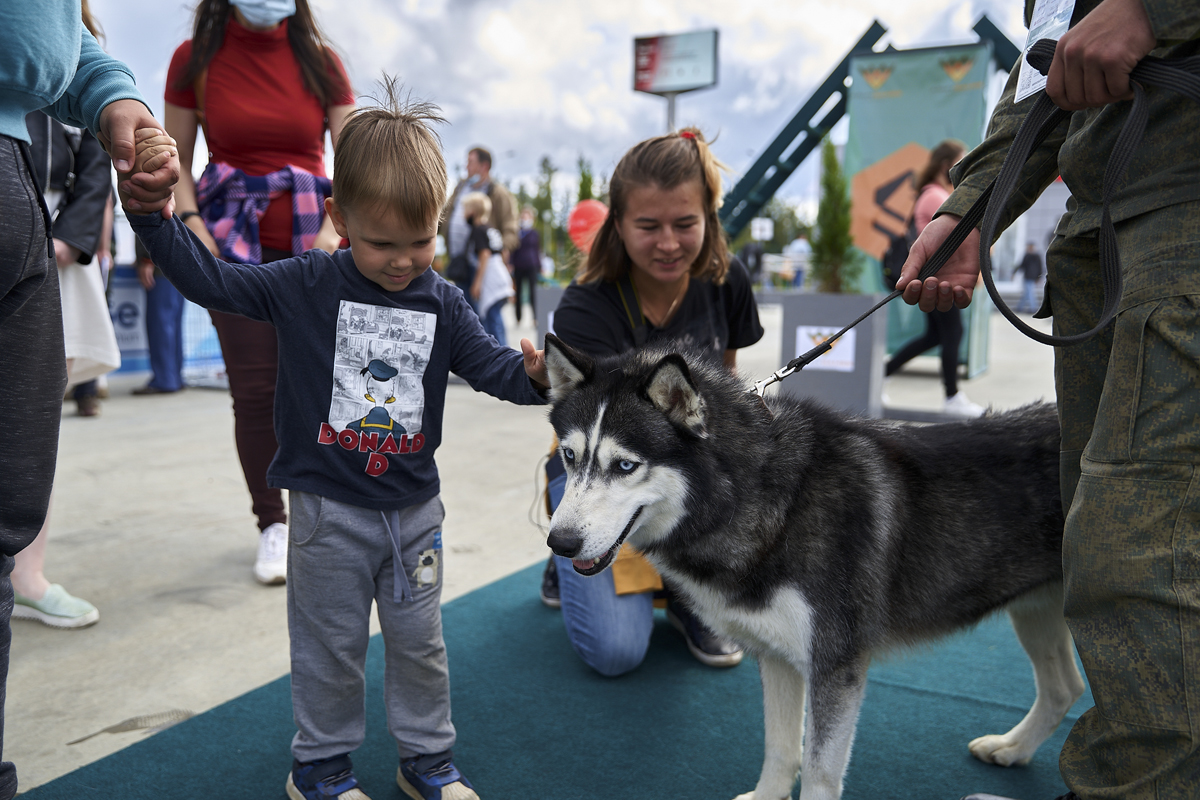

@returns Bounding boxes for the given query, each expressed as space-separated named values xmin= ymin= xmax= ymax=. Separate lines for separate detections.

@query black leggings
xmin=512 ymin=268 xmax=538 ymax=324
xmin=885 ymin=306 xmax=963 ymax=397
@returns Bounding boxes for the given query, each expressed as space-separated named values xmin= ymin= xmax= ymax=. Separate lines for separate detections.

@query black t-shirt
xmin=553 ymin=257 xmax=764 ymax=364
xmin=468 ymin=224 xmax=503 ymax=268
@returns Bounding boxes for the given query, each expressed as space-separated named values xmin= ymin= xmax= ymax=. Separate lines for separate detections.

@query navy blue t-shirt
xmin=128 ymin=213 xmax=545 ymax=511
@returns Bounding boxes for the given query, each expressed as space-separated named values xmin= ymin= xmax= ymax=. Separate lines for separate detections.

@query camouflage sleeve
xmin=937 ymin=58 xmax=1069 ymax=240
xmin=1143 ymin=0 xmax=1200 ymax=42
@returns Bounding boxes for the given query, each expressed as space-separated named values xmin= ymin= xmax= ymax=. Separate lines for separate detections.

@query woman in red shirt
xmin=162 ymin=0 xmax=354 ymax=585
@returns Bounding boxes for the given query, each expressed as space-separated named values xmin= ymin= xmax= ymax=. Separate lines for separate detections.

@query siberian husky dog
xmin=542 ymin=334 xmax=1084 ymax=800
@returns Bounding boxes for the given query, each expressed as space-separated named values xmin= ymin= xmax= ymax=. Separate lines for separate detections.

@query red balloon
xmin=567 ymin=199 xmax=609 ymax=252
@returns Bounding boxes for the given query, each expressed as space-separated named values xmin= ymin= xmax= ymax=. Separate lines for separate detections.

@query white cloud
xmin=92 ymin=0 xmax=1027 ymax=209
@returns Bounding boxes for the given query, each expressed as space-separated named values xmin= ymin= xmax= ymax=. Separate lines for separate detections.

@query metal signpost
xmin=633 ymin=29 xmax=719 ymax=132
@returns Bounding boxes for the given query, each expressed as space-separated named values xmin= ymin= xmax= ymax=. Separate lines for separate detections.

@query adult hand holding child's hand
xmin=118 ymin=127 xmax=179 ymax=217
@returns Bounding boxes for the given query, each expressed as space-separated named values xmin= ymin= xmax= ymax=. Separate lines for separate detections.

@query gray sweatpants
xmin=287 ymin=491 xmax=454 ymax=763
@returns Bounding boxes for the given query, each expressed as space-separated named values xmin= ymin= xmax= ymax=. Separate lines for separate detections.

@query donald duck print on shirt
xmin=320 ymin=301 xmax=436 ymax=476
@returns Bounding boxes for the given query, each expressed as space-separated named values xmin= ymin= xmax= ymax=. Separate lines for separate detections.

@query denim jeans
xmin=554 ymin=555 xmax=654 ymax=677
xmin=145 ymin=274 xmax=185 ymax=391
xmin=482 ymin=300 xmax=507 ymax=347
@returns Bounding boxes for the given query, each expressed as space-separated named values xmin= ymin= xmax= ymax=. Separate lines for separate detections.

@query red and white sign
xmin=634 ymin=30 xmax=718 ymax=95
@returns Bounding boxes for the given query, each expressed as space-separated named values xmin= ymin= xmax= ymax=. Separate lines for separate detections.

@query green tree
xmin=532 ymin=156 xmax=557 ymax=260
xmin=515 ymin=182 xmax=533 ymax=211
xmin=809 ymin=138 xmax=861 ymax=293
xmin=577 ymin=156 xmax=594 ymax=202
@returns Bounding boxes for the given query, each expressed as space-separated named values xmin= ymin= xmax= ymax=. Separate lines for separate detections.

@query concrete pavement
xmin=7 ymin=302 xmax=1058 ymax=791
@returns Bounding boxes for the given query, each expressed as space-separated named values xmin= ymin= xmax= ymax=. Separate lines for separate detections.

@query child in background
xmin=123 ymin=86 xmax=548 ymax=800
xmin=463 ymin=192 xmax=512 ymax=346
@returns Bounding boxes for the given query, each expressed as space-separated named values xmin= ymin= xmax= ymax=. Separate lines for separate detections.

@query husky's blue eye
xmin=617 ymin=459 xmax=638 ymax=473
xmin=563 ymin=448 xmax=575 ymax=463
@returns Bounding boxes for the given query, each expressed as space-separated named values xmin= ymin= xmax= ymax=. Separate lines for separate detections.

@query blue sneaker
xmin=286 ymin=755 xmax=372 ymax=800
xmin=397 ymin=757 xmax=479 ymax=800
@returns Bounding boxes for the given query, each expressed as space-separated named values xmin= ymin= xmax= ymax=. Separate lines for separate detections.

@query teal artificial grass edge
xmin=24 ymin=562 xmax=1092 ymax=799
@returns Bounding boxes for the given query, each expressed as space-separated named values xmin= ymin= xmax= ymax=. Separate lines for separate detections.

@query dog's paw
xmin=968 ymin=734 xmax=1036 ymax=766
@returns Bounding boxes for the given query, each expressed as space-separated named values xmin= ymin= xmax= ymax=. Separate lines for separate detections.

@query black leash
xmin=752 ymin=38 xmax=1200 ymax=398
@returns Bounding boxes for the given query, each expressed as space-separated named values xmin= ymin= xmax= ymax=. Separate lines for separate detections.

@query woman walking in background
xmin=163 ymin=0 xmax=354 ymax=584
xmin=885 ymin=140 xmax=984 ymax=418
xmin=510 ymin=205 xmax=542 ymax=325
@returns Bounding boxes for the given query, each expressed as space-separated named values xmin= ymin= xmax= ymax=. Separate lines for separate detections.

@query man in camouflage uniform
xmin=897 ymin=0 xmax=1200 ymax=797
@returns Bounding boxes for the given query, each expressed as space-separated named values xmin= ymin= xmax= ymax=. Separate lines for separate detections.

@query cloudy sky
xmin=92 ymin=0 xmax=1028 ymax=219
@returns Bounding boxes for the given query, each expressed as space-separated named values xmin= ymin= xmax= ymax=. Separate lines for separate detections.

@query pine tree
xmin=810 ymin=138 xmax=861 ymax=293
xmin=577 ymin=156 xmax=594 ymax=202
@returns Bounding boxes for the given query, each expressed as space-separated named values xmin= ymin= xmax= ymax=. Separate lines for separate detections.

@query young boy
xmin=123 ymin=96 xmax=547 ymax=800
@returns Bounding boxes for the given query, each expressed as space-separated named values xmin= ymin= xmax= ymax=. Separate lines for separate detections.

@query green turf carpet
xmin=24 ymin=562 xmax=1092 ymax=799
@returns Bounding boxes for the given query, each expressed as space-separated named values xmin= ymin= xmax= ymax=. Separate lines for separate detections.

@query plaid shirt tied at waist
xmin=196 ymin=162 xmax=332 ymax=264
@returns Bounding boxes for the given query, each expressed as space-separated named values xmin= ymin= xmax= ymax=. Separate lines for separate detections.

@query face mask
xmin=466 ymin=174 xmax=482 ymax=188
xmin=520 ymin=218 xmax=533 ymax=230
xmin=231 ymin=0 xmax=296 ymax=28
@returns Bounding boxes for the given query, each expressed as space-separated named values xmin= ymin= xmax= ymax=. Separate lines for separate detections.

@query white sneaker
xmin=254 ymin=522 xmax=288 ymax=585
xmin=944 ymin=392 xmax=986 ymax=418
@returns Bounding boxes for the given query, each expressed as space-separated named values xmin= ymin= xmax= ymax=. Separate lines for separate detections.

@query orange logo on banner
xmin=940 ymin=57 xmax=975 ymax=83
xmin=849 ymin=142 xmax=930 ymax=260
xmin=859 ymin=65 xmax=893 ymax=90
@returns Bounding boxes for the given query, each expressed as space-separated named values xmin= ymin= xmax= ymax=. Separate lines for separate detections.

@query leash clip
xmin=751 ymin=364 xmax=796 ymax=398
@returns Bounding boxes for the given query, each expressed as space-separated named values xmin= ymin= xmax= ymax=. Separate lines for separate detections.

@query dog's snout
xmin=546 ymin=528 xmax=583 ymax=559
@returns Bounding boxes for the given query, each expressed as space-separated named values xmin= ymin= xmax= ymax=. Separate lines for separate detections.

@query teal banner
xmin=845 ymin=42 xmax=991 ymax=265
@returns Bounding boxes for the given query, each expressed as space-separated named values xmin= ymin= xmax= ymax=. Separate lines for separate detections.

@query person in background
xmin=463 ymin=192 xmax=513 ymax=346
xmin=0 ymin=0 xmax=178 ymax=793
xmin=69 ymin=189 xmax=116 ymax=417
xmin=510 ymin=205 xmax=541 ymax=325
xmin=163 ymin=0 xmax=355 ymax=586
xmin=738 ymin=239 xmax=765 ymax=285
xmin=441 ymin=146 xmax=518 ymax=309
xmin=542 ymin=128 xmax=763 ymax=675
xmin=782 ymin=232 xmax=810 ymax=288
xmin=24 ymin=105 xmax=120 ymax=419
xmin=1015 ymin=241 xmax=1045 ymax=314
xmin=884 ymin=140 xmax=984 ymax=418
xmin=133 ymin=237 xmax=186 ymax=394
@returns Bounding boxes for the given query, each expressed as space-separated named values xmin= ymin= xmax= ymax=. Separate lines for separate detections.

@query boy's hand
xmin=134 ymin=128 xmax=178 ymax=174
xmin=119 ymin=128 xmax=179 ymax=216
xmin=521 ymin=338 xmax=549 ymax=390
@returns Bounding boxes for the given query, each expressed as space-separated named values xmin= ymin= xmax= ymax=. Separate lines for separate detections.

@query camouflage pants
xmin=1049 ymin=201 xmax=1200 ymax=798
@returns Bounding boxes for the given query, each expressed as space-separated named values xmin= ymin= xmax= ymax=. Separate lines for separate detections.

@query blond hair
xmin=461 ymin=191 xmax=492 ymax=225
xmin=577 ymin=127 xmax=730 ymax=285
xmin=332 ymin=77 xmax=447 ymax=227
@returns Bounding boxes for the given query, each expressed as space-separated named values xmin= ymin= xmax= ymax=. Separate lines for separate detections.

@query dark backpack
xmin=881 ymin=219 xmax=917 ymax=289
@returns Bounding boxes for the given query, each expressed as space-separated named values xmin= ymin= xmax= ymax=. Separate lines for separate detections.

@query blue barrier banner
xmin=109 ymin=264 xmax=149 ymax=373
xmin=108 ymin=264 xmax=227 ymax=386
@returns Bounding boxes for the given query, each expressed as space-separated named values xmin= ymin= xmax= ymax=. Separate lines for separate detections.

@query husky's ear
xmin=645 ymin=354 xmax=707 ymax=438
xmin=544 ymin=333 xmax=594 ymax=403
